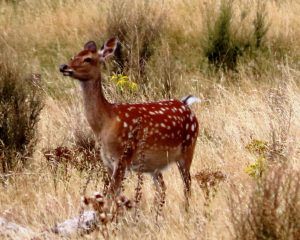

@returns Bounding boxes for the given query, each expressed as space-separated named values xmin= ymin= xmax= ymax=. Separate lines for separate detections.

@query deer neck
xmin=80 ymin=75 xmax=112 ymax=135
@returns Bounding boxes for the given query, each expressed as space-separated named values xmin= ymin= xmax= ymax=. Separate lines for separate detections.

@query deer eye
xmin=84 ymin=57 xmax=92 ymax=63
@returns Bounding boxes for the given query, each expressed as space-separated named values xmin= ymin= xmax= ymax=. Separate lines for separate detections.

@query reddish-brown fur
xmin=59 ymin=38 xmax=199 ymax=204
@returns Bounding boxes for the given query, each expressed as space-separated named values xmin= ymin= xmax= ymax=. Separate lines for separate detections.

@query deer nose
xmin=59 ymin=64 xmax=68 ymax=72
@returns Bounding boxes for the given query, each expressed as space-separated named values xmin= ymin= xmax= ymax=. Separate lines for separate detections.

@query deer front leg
xmin=107 ymin=159 xmax=126 ymax=196
xmin=107 ymin=146 xmax=132 ymax=196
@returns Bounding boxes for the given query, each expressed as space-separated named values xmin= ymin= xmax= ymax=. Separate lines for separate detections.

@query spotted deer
xmin=59 ymin=38 xmax=199 ymax=205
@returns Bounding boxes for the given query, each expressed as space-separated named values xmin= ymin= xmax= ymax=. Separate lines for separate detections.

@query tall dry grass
xmin=0 ymin=0 xmax=299 ymax=239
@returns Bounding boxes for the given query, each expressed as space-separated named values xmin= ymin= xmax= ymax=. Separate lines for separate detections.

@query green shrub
xmin=203 ymin=1 xmax=269 ymax=71
xmin=203 ymin=1 xmax=243 ymax=70
xmin=0 ymin=57 xmax=43 ymax=178
xmin=253 ymin=3 xmax=269 ymax=49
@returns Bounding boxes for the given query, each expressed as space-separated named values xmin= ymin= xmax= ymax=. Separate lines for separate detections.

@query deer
xmin=59 ymin=38 xmax=199 ymax=207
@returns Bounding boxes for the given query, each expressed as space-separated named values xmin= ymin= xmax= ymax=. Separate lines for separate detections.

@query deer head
xmin=59 ymin=38 xmax=118 ymax=81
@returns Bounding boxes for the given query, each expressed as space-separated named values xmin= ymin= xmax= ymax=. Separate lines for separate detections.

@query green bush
xmin=0 ymin=57 xmax=43 ymax=177
xmin=203 ymin=1 xmax=242 ymax=70
xmin=253 ymin=3 xmax=269 ymax=49
xmin=203 ymin=1 xmax=269 ymax=71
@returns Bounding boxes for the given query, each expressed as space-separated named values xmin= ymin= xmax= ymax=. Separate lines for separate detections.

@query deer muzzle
xmin=59 ymin=64 xmax=74 ymax=76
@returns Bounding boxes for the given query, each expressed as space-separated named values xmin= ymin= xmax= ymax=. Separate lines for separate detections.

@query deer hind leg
xmin=152 ymin=170 xmax=166 ymax=219
xmin=177 ymin=160 xmax=191 ymax=205
xmin=177 ymin=145 xmax=195 ymax=208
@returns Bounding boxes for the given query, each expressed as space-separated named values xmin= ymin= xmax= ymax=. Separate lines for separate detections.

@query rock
xmin=0 ymin=217 xmax=34 ymax=240
xmin=52 ymin=211 xmax=98 ymax=237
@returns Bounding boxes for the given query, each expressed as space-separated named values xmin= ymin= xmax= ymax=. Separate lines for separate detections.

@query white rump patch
xmin=181 ymin=95 xmax=201 ymax=106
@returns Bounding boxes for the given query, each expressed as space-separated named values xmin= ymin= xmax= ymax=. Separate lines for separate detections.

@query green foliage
xmin=204 ymin=1 xmax=243 ymax=70
xmin=253 ymin=3 xmax=269 ymax=49
xmin=0 ymin=57 xmax=43 ymax=176
xmin=203 ymin=0 xmax=269 ymax=71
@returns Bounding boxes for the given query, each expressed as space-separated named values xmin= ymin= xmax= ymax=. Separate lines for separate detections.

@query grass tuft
xmin=229 ymin=165 xmax=300 ymax=240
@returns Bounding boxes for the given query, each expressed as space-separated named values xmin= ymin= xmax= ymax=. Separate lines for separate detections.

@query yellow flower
xmin=128 ymin=81 xmax=138 ymax=91
xmin=110 ymin=74 xmax=138 ymax=92
xmin=244 ymin=156 xmax=266 ymax=179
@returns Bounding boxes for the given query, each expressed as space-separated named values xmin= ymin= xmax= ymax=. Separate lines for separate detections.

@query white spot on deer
xmin=179 ymin=108 xmax=183 ymax=113
xmin=167 ymin=125 xmax=171 ymax=130
xmin=125 ymin=112 xmax=130 ymax=118
xmin=190 ymin=113 xmax=194 ymax=121
xmin=161 ymin=123 xmax=166 ymax=128
xmin=186 ymin=123 xmax=189 ymax=130
xmin=158 ymin=110 xmax=164 ymax=114
xmin=186 ymin=134 xmax=190 ymax=140
xmin=149 ymin=111 xmax=155 ymax=115
xmin=142 ymin=107 xmax=146 ymax=111
xmin=132 ymin=118 xmax=138 ymax=124
xmin=123 ymin=122 xmax=128 ymax=128
xmin=172 ymin=121 xmax=176 ymax=126
xmin=116 ymin=116 xmax=121 ymax=122
xmin=191 ymin=124 xmax=195 ymax=132
xmin=155 ymin=123 xmax=159 ymax=127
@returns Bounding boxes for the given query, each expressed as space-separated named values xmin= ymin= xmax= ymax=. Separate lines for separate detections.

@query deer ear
xmin=84 ymin=41 xmax=97 ymax=52
xmin=98 ymin=37 xmax=118 ymax=62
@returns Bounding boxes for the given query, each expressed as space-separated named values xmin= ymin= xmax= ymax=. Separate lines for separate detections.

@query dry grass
xmin=0 ymin=0 xmax=300 ymax=239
